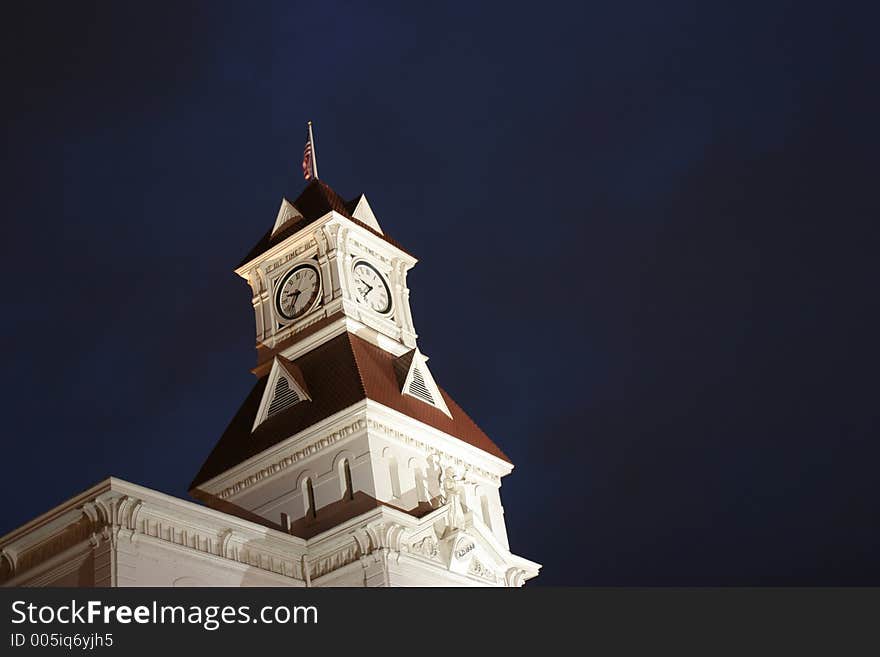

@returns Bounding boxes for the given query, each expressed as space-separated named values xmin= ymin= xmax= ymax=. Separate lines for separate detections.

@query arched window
xmin=409 ymin=458 xmax=429 ymax=503
xmin=388 ymin=455 xmax=401 ymax=499
xmin=343 ymin=459 xmax=354 ymax=501
xmin=481 ymin=493 xmax=493 ymax=530
xmin=303 ymin=477 xmax=316 ymax=519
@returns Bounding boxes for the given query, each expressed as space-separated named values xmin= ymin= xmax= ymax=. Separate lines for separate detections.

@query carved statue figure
xmin=439 ymin=465 xmax=470 ymax=531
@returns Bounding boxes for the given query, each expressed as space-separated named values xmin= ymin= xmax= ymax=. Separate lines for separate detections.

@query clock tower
xmin=188 ymin=177 xmax=540 ymax=586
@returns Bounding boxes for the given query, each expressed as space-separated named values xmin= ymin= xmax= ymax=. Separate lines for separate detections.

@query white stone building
xmin=0 ymin=179 xmax=540 ymax=587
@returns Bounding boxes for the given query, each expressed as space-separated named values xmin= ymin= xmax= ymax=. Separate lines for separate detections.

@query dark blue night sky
xmin=2 ymin=2 xmax=878 ymax=585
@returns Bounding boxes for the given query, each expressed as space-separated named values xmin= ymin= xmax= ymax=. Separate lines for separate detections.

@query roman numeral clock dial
xmin=275 ymin=264 xmax=320 ymax=321
xmin=353 ymin=260 xmax=391 ymax=314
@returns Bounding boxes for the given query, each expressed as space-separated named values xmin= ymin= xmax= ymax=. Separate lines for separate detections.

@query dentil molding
xmin=212 ymin=415 xmax=501 ymax=503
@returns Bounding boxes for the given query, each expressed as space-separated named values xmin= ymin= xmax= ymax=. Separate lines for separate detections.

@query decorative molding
xmin=505 ymin=567 xmax=528 ymax=587
xmin=2 ymin=480 xmax=539 ymax=587
xmin=18 ymin=545 xmax=96 ymax=588
xmin=263 ymin=302 xmax=342 ymax=351
xmin=364 ymin=522 xmax=407 ymax=553
xmin=468 ymin=557 xmax=498 ymax=583
xmin=216 ymin=418 xmax=368 ymax=499
xmin=365 ymin=418 xmax=501 ymax=484
xmin=348 ymin=235 xmax=393 ymax=267
xmin=122 ymin=496 xmax=307 ymax=581
xmin=1 ymin=509 xmax=105 ymax=584
xmin=410 ymin=536 xmax=439 ymax=561
xmin=213 ymin=413 xmax=502 ymax=503
xmin=0 ymin=490 xmax=312 ymax=586
xmin=0 ymin=550 xmax=14 ymax=581
xmin=309 ymin=543 xmax=360 ymax=579
xmin=264 ymin=240 xmax=318 ymax=274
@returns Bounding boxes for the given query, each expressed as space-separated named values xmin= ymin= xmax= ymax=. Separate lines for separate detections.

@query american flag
xmin=301 ymin=137 xmax=314 ymax=180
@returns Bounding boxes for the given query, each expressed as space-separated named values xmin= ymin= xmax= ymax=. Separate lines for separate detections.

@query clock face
xmin=352 ymin=260 xmax=392 ymax=314
xmin=275 ymin=264 xmax=321 ymax=320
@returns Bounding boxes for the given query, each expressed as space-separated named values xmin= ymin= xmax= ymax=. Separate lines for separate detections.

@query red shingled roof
xmin=189 ymin=332 xmax=510 ymax=491
xmin=349 ymin=337 xmax=508 ymax=462
xmin=238 ymin=180 xmax=412 ymax=267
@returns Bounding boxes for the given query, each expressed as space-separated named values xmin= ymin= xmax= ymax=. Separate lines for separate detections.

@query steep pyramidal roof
xmin=239 ymin=179 xmax=410 ymax=267
xmin=190 ymin=332 xmax=510 ymax=491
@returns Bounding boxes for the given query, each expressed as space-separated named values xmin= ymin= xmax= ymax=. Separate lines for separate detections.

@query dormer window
xmin=393 ymin=349 xmax=452 ymax=418
xmin=252 ymin=356 xmax=311 ymax=432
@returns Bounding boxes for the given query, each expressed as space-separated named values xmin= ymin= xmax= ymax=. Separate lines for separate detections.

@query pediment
xmin=440 ymin=529 xmax=505 ymax=583
xmin=251 ymin=356 xmax=311 ymax=432
xmin=349 ymin=194 xmax=383 ymax=234
xmin=404 ymin=508 xmax=511 ymax=585
xmin=271 ymin=198 xmax=304 ymax=237
xmin=393 ymin=349 xmax=452 ymax=417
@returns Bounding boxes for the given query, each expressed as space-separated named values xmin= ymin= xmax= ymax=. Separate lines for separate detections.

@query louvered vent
xmin=266 ymin=377 xmax=301 ymax=418
xmin=407 ymin=367 xmax=435 ymax=405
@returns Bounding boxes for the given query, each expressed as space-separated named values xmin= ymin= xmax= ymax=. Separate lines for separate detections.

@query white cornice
xmin=266 ymin=316 xmax=413 ymax=365
xmin=236 ymin=211 xmax=416 ymax=279
xmin=1 ymin=477 xmax=539 ymax=587
xmin=0 ymin=478 xmax=115 ymax=548
xmin=196 ymin=397 xmax=512 ymax=504
xmin=0 ymin=477 xmax=313 ymax=586
xmin=0 ymin=478 xmax=307 ymax=553
xmin=235 ymin=212 xmax=334 ymax=278
xmin=364 ymin=401 xmax=514 ymax=477
xmin=194 ymin=402 xmax=370 ymax=497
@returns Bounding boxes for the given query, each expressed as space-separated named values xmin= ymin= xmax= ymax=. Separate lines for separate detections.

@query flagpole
xmin=308 ymin=120 xmax=319 ymax=180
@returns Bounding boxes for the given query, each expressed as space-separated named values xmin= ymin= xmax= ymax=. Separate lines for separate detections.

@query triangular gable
xmin=251 ymin=356 xmax=311 ymax=432
xmin=270 ymin=198 xmax=304 ymax=237
xmin=349 ymin=194 xmax=383 ymax=234
xmin=190 ymin=332 xmax=511 ymax=491
xmin=239 ymin=181 xmax=413 ymax=269
xmin=393 ymin=349 xmax=451 ymax=418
